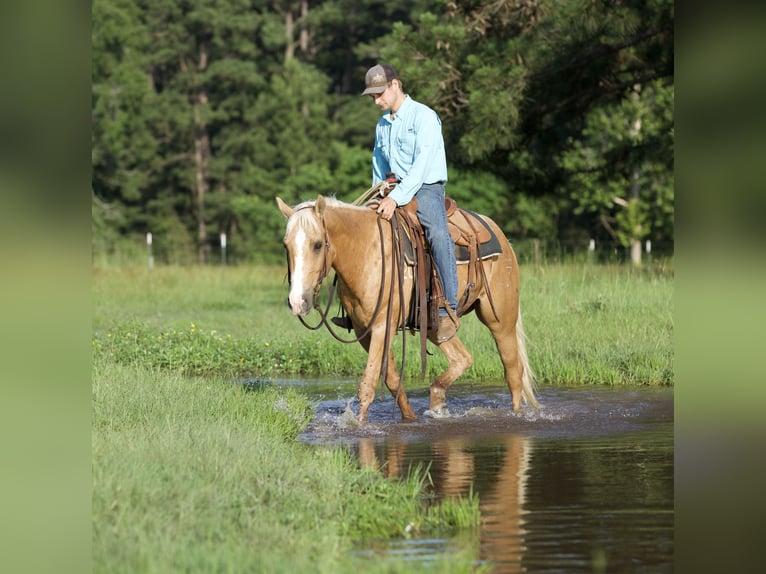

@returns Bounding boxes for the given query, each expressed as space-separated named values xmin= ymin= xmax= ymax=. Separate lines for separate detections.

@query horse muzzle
xmin=287 ymin=289 xmax=314 ymax=316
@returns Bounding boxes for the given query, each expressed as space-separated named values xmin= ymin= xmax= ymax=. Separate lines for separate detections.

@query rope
xmin=295 ymin=202 xmax=417 ymax=419
xmin=351 ymin=181 xmax=395 ymax=206
xmin=298 ymin=215 xmax=389 ymax=345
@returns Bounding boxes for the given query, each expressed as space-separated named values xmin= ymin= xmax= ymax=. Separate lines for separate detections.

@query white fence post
xmin=147 ymin=232 xmax=154 ymax=270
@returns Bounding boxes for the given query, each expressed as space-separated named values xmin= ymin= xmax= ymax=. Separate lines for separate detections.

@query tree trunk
xmin=629 ymin=95 xmax=643 ymax=268
xmin=285 ymin=10 xmax=294 ymax=61
xmin=284 ymin=0 xmax=312 ymax=63
xmin=182 ymin=44 xmax=212 ymax=264
xmin=193 ymin=98 xmax=211 ymax=264
xmin=299 ymin=0 xmax=310 ymax=56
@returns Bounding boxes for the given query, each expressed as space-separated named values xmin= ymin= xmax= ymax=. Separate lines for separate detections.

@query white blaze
xmin=288 ymin=227 xmax=307 ymax=314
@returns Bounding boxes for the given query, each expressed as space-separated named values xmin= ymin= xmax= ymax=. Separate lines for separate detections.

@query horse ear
xmin=276 ymin=197 xmax=294 ymax=218
xmin=315 ymin=195 xmax=326 ymax=216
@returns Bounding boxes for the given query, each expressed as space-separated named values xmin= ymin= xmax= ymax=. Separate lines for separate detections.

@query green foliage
xmin=341 ymin=464 xmax=480 ymax=540
xmin=92 ymin=319 xmax=372 ymax=377
xmin=558 ymin=80 xmax=674 ymax=246
xmin=511 ymin=193 xmax=561 ymax=239
xmin=446 ymin=168 xmax=509 ymax=220
xmin=93 ymin=264 xmax=673 ymax=387
xmin=92 ymin=0 xmax=673 ymax=262
xmin=92 ymin=194 xmax=131 ymax=265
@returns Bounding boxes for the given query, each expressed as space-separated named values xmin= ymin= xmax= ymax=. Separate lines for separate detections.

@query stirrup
xmin=331 ymin=316 xmax=353 ymax=331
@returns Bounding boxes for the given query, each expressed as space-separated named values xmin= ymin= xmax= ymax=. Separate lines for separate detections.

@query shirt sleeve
xmin=372 ymin=141 xmax=388 ymax=186
xmin=387 ymin=110 xmax=442 ymax=206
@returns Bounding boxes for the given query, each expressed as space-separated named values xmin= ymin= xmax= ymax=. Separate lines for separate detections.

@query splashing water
xmin=289 ymin=379 xmax=673 ymax=573
xmin=336 ymin=400 xmax=362 ymax=430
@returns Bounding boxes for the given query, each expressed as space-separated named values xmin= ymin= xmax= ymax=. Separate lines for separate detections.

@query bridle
xmin=284 ymin=214 xmax=330 ymax=306
xmin=285 ymin=203 xmax=426 ymax=414
xmin=286 ymin=205 xmax=390 ymax=345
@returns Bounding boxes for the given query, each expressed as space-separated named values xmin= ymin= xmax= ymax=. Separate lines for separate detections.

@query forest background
xmin=91 ymin=0 xmax=674 ymax=266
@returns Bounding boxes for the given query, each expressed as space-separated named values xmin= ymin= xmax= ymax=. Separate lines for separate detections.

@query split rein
xmin=293 ymin=205 xmax=411 ymax=412
xmin=290 ymin=188 xmax=417 ymax=410
xmin=295 ymin=210 xmax=397 ymax=347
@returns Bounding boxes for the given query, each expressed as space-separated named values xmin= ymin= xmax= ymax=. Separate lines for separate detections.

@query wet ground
xmin=278 ymin=379 xmax=673 ymax=573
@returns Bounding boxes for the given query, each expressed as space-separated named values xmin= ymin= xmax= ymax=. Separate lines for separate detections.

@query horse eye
xmin=313 ymin=240 xmax=323 ymax=252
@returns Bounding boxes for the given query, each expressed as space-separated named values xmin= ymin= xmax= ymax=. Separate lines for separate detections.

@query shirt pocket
xmin=396 ymin=128 xmax=416 ymax=159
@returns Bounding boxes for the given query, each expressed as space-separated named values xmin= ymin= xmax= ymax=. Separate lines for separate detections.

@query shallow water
xmin=281 ymin=379 xmax=673 ymax=573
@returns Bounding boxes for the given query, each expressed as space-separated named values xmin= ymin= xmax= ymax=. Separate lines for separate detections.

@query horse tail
xmin=516 ymin=309 xmax=540 ymax=408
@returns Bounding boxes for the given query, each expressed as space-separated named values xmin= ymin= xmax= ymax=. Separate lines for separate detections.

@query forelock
xmin=284 ymin=202 xmax=321 ymax=238
xmin=283 ymin=196 xmax=364 ymax=239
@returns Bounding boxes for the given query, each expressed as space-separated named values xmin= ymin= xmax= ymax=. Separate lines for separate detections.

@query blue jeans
xmin=415 ymin=183 xmax=458 ymax=316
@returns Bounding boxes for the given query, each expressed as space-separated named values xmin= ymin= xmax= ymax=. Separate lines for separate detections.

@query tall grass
xmin=522 ymin=264 xmax=673 ymax=385
xmin=93 ymin=263 xmax=673 ymax=386
xmin=92 ymin=262 xmax=671 ymax=572
xmin=92 ymin=360 xmax=480 ymax=573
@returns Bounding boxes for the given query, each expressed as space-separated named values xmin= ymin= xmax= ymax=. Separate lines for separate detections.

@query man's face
xmin=369 ymin=82 xmax=395 ymax=111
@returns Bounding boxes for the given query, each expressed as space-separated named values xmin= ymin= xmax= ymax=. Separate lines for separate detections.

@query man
xmin=361 ymin=64 xmax=459 ymax=343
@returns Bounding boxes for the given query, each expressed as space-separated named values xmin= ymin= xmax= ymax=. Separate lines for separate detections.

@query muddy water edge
xmin=275 ymin=379 xmax=673 ymax=573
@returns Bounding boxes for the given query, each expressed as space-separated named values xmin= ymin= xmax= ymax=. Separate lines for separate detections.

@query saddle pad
xmin=448 ymin=207 xmax=490 ymax=245
xmin=452 ymin=209 xmax=503 ymax=263
xmin=397 ymin=208 xmax=504 ymax=265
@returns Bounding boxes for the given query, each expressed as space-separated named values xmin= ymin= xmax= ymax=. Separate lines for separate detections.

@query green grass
xmin=92 ymin=360 xmax=482 ymax=573
xmin=92 ymin=262 xmax=671 ymax=572
xmin=522 ymin=264 xmax=673 ymax=385
xmin=93 ymin=263 xmax=673 ymax=386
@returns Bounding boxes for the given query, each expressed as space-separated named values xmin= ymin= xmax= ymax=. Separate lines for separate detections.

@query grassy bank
xmin=93 ymin=263 xmax=673 ymax=386
xmin=93 ymin=360 xmax=481 ymax=573
xmin=92 ymin=262 xmax=671 ymax=571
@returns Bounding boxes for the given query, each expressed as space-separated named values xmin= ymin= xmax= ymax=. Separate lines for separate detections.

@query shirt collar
xmin=388 ymin=94 xmax=411 ymax=122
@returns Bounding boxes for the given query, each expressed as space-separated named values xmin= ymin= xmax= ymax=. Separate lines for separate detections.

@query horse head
xmin=276 ymin=195 xmax=331 ymax=316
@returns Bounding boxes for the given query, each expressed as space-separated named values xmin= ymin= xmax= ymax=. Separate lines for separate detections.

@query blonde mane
xmin=284 ymin=197 xmax=369 ymax=238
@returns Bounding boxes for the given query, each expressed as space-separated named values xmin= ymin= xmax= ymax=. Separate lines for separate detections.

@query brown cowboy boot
xmin=429 ymin=314 xmax=460 ymax=344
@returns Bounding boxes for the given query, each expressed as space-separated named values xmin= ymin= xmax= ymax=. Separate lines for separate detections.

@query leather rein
xmin=292 ymin=208 xmax=390 ymax=345
xmin=290 ymin=205 xmax=419 ymax=392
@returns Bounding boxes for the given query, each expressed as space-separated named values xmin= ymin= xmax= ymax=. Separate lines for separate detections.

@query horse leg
xmin=351 ymin=325 xmax=401 ymax=422
xmin=381 ymin=348 xmax=417 ymax=421
xmin=475 ymin=298 xmax=526 ymax=411
xmin=428 ymin=336 xmax=473 ymax=413
xmin=356 ymin=340 xmax=381 ymax=423
xmin=356 ymin=326 xmax=416 ymax=422
xmin=497 ymin=331 xmax=524 ymax=411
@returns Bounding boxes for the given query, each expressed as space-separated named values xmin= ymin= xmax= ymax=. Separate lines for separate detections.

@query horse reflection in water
xmin=356 ymin=435 xmax=531 ymax=571
xmin=277 ymin=195 xmax=538 ymax=423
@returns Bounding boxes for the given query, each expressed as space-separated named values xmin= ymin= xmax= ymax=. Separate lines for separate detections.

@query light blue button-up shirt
xmin=371 ymin=95 xmax=448 ymax=206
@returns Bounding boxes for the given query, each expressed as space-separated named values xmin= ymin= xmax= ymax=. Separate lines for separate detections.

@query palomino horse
xmin=276 ymin=194 xmax=538 ymax=423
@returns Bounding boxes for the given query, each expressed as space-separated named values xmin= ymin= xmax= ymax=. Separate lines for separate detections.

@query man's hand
xmin=376 ymin=196 xmax=397 ymax=221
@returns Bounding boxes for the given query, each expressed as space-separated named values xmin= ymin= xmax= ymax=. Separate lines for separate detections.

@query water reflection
xmin=355 ymin=434 xmax=533 ymax=572
xmin=478 ymin=435 xmax=530 ymax=572
xmin=299 ymin=383 xmax=674 ymax=573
